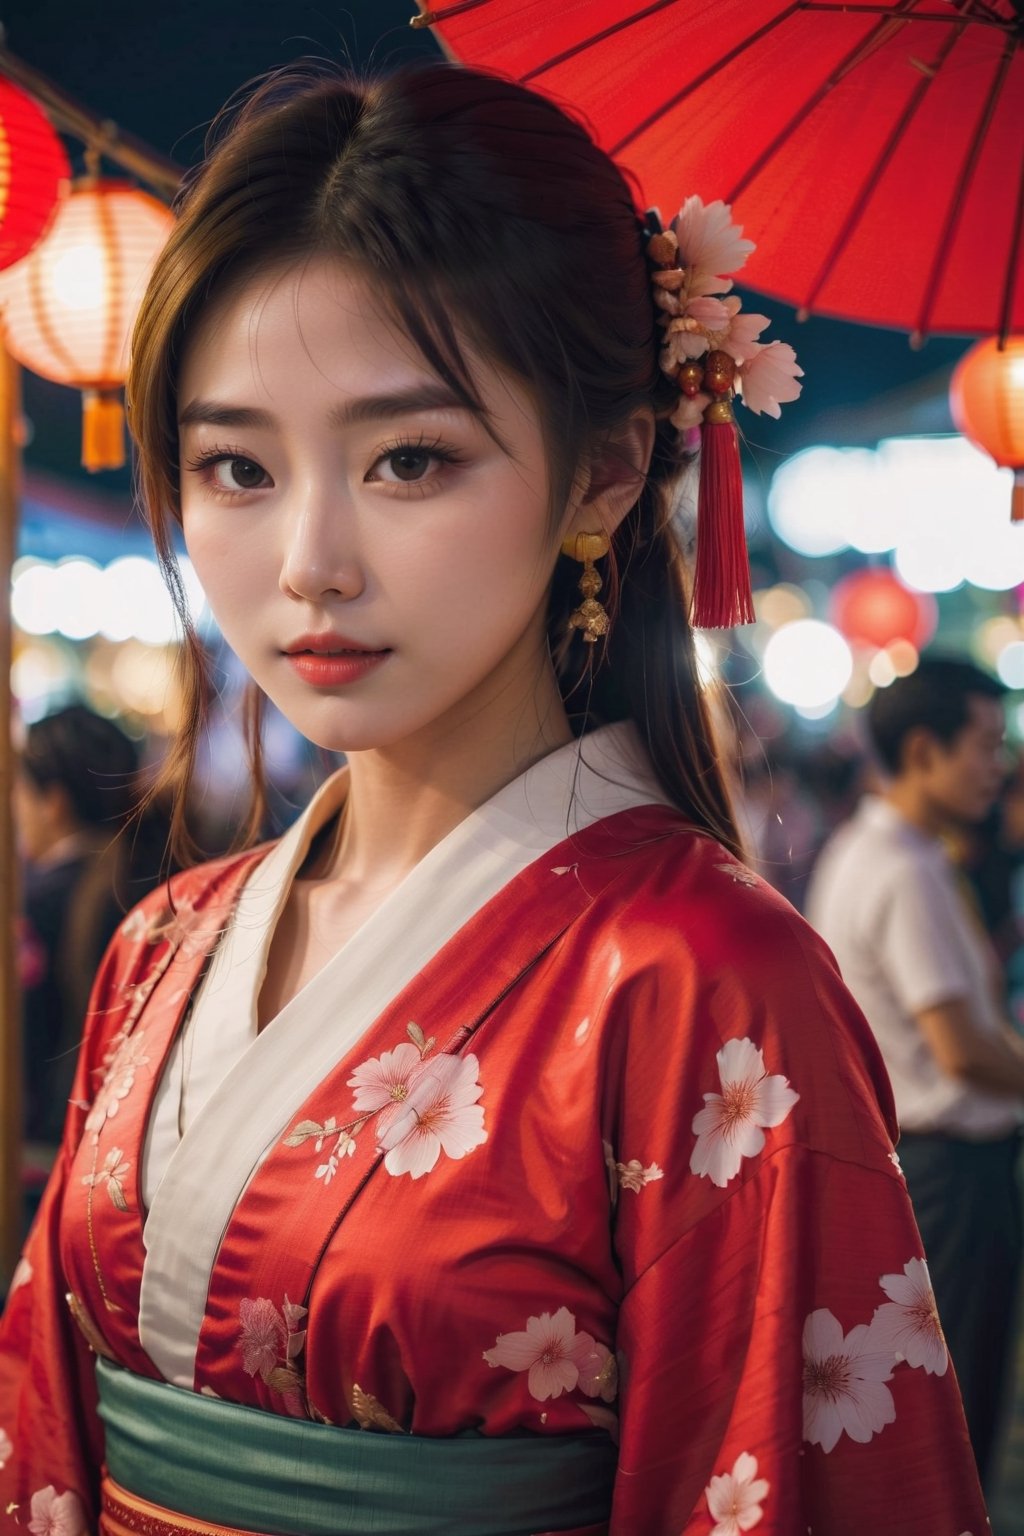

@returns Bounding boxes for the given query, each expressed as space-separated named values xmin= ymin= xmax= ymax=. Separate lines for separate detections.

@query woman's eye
xmin=213 ymin=457 xmax=266 ymax=491
xmin=377 ymin=449 xmax=435 ymax=483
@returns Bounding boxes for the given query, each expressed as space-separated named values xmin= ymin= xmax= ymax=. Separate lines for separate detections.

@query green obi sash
xmin=95 ymin=1359 xmax=616 ymax=1536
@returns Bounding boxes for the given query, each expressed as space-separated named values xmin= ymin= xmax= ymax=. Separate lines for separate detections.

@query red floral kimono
xmin=0 ymin=727 xmax=988 ymax=1534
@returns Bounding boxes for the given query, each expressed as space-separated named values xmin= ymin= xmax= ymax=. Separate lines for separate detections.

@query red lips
xmin=283 ymin=633 xmax=391 ymax=687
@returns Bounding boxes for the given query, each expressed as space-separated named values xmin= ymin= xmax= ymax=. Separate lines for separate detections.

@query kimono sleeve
xmin=0 ymin=908 xmax=148 ymax=1534
xmin=601 ymin=868 xmax=988 ymax=1536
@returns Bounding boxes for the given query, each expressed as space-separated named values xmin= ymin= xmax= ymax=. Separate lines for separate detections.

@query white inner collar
xmin=138 ymin=720 xmax=671 ymax=1386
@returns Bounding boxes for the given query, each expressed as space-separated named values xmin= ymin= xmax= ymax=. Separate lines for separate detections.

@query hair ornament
xmin=645 ymin=200 xmax=804 ymax=629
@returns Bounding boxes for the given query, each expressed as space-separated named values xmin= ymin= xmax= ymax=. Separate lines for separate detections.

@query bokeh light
xmin=754 ymin=583 xmax=812 ymax=629
xmin=886 ymin=639 xmax=920 ymax=678
xmin=767 ymin=447 xmax=859 ymax=557
xmin=53 ymin=558 xmax=104 ymax=641
xmin=996 ymin=641 xmax=1024 ymax=690
xmin=693 ymin=632 xmax=718 ymax=689
xmin=868 ymin=650 xmax=897 ymax=689
xmin=763 ymin=620 xmax=853 ymax=709
xmin=11 ymin=554 xmax=208 ymax=647
xmin=892 ymin=534 xmax=964 ymax=594
xmin=770 ymin=436 xmax=1020 ymax=596
xmin=976 ymin=617 xmax=1023 ymax=669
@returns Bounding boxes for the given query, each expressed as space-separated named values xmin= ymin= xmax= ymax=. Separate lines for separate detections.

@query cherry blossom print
xmin=27 ymin=1486 xmax=88 ymax=1536
xmin=150 ymin=893 xmax=227 ymax=960
xmin=406 ymin=1020 xmax=436 ymax=1058
xmin=690 ymin=1037 xmax=799 ymax=1188
xmin=351 ymin=1384 xmax=404 ymax=1433
xmin=117 ymin=974 xmax=159 ymax=1018
xmin=119 ymin=907 xmax=150 ymax=943
xmin=714 ymin=862 xmax=759 ymax=887
xmin=238 ymin=1297 xmax=287 ymax=1381
xmin=9 ymin=1255 xmax=32 ymax=1293
xmin=283 ymin=1114 xmax=359 ymax=1184
xmin=802 ymin=1308 xmax=896 ymax=1454
xmin=868 ymin=1257 xmax=948 ymax=1376
xmin=285 ymin=1115 xmax=341 ymax=1152
xmin=0 ymin=1426 xmax=11 ymax=1467
xmin=615 ymin=1158 xmax=664 ymax=1193
xmin=85 ymin=1029 xmax=151 ymax=1141
xmin=315 ymin=1129 xmax=357 ymax=1185
xmin=705 ymin=1451 xmax=770 ymax=1536
xmin=574 ymin=1337 xmax=618 ymax=1402
xmin=282 ymin=1296 xmax=308 ymax=1365
xmin=483 ymin=1307 xmax=614 ymax=1403
xmin=81 ymin=1146 xmax=131 ymax=1210
xmin=376 ymin=1052 xmax=487 ymax=1180
xmin=348 ymin=1042 xmax=426 ymax=1116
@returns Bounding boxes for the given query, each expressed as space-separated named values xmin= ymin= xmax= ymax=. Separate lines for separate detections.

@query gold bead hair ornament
xmin=560 ymin=531 xmax=611 ymax=644
xmin=645 ymin=199 xmax=804 ymax=630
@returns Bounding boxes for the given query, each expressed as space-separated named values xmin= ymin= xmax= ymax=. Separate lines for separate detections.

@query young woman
xmin=0 ymin=62 xmax=987 ymax=1536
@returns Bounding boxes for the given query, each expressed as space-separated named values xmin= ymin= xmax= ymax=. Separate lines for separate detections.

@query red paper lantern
xmin=0 ymin=180 xmax=173 ymax=470
xmin=950 ymin=337 xmax=1024 ymax=522
xmin=0 ymin=79 xmax=69 ymax=272
xmin=830 ymin=569 xmax=937 ymax=652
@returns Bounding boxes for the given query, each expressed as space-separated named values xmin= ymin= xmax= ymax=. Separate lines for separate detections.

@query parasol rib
xmin=522 ymin=0 xmax=680 ymax=82
xmin=796 ymin=15 xmax=966 ymax=318
xmin=998 ymin=115 xmax=1024 ymax=345
xmin=610 ymin=3 xmax=803 ymax=156
xmin=724 ymin=0 xmax=921 ymax=203
xmin=804 ymin=2 xmax=1011 ymax=25
xmin=410 ymin=0 xmax=493 ymax=24
xmin=0 ymin=45 xmax=181 ymax=195
xmin=913 ymin=35 xmax=1015 ymax=341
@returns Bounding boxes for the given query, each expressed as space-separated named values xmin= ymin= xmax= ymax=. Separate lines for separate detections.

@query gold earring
xmin=561 ymin=531 xmax=611 ymax=644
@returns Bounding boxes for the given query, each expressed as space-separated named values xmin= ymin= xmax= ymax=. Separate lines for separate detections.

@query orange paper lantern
xmin=830 ymin=568 xmax=937 ymax=653
xmin=950 ymin=337 xmax=1024 ymax=522
xmin=0 ymin=179 xmax=173 ymax=470
xmin=0 ymin=80 xmax=69 ymax=272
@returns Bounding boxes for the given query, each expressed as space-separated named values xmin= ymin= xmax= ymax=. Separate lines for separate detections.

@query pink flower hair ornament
xmin=644 ymin=198 xmax=804 ymax=629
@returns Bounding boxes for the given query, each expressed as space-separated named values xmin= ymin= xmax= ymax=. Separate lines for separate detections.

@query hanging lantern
xmin=0 ymin=179 xmax=173 ymax=471
xmin=0 ymin=79 xmax=70 ymax=272
xmin=830 ymin=568 xmax=937 ymax=652
xmin=950 ymin=337 xmax=1024 ymax=523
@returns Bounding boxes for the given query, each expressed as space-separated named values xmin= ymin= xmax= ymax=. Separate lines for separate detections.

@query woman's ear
xmin=565 ymin=408 xmax=656 ymax=541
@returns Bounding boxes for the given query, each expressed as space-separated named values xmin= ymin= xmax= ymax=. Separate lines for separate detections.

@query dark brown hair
xmin=867 ymin=656 xmax=1005 ymax=776
xmin=128 ymin=61 xmax=741 ymax=860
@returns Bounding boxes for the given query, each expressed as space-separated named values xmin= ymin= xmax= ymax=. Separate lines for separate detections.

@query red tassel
xmin=692 ymin=397 xmax=754 ymax=629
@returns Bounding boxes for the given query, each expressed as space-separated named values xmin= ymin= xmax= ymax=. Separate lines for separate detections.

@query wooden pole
xmin=0 ymin=339 xmax=21 ymax=1285
xmin=0 ymin=43 xmax=181 ymax=196
xmin=0 ymin=46 xmax=180 ymax=1282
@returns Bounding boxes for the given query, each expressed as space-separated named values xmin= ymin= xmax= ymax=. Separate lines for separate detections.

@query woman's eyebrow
xmin=178 ymin=385 xmax=480 ymax=431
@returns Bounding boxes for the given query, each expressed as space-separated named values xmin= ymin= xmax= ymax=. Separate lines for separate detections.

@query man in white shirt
xmin=807 ymin=656 xmax=1023 ymax=1489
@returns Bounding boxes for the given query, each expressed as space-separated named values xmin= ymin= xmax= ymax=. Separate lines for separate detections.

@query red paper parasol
xmin=412 ymin=0 xmax=1024 ymax=342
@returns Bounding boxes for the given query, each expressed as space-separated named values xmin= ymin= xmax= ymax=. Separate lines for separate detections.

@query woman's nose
xmin=278 ymin=485 xmax=364 ymax=602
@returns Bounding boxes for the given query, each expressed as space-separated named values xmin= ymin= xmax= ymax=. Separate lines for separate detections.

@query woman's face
xmin=177 ymin=256 xmax=567 ymax=756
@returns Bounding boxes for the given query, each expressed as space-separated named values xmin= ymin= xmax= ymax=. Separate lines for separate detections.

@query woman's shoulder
xmin=576 ymin=815 xmax=898 ymax=1151
xmin=115 ymin=841 xmax=272 ymax=939
xmin=584 ymin=813 xmax=827 ymax=972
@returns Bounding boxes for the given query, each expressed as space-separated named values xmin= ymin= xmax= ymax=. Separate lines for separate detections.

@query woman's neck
xmin=321 ymin=677 xmax=573 ymax=887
